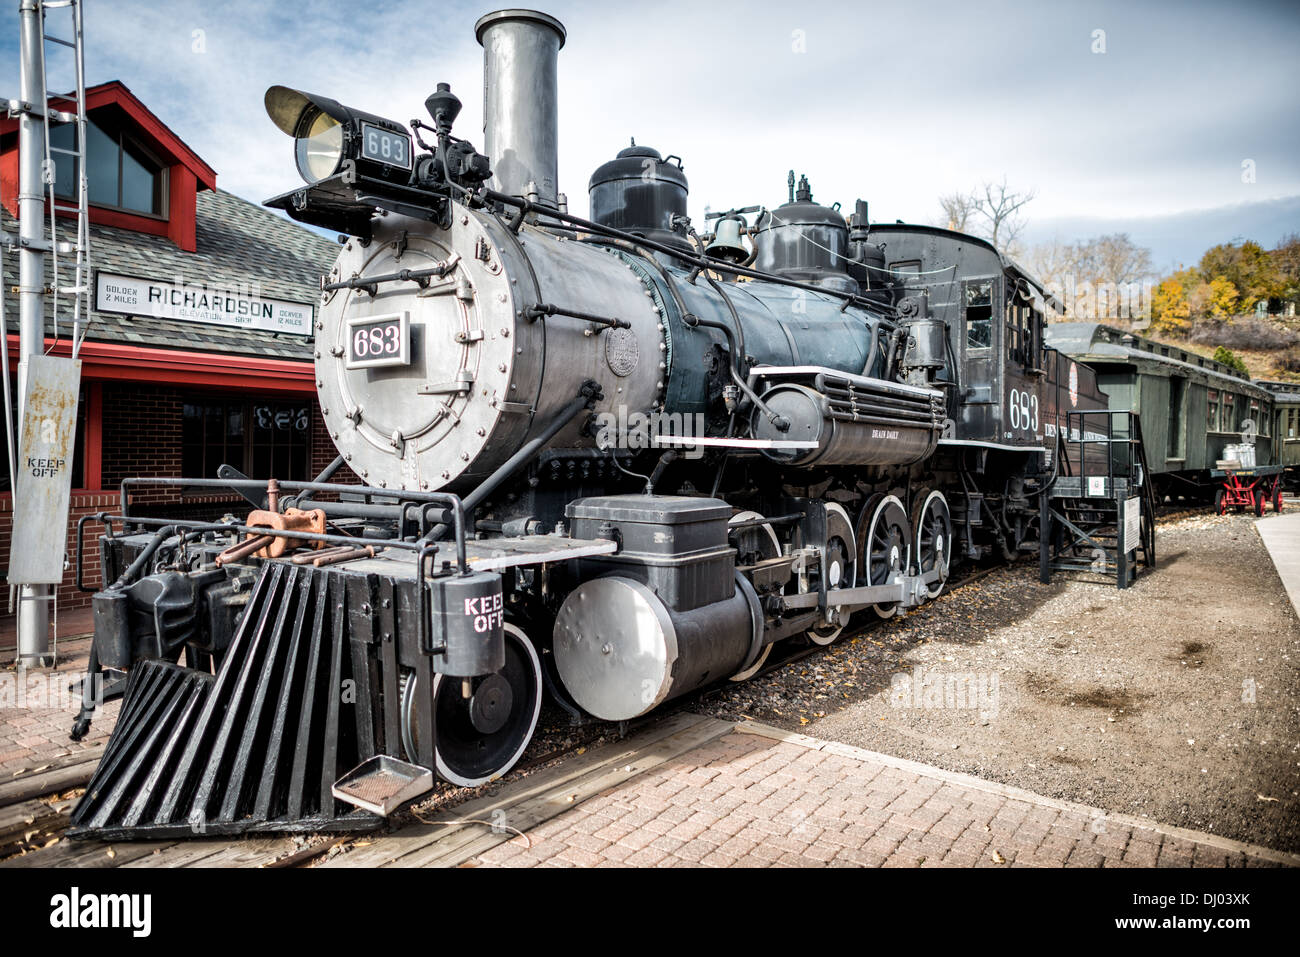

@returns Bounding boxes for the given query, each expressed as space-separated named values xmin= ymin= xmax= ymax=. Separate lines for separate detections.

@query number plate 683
xmin=345 ymin=312 xmax=411 ymax=370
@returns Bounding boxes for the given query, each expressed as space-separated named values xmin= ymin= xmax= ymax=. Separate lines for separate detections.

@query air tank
xmin=753 ymin=172 xmax=856 ymax=294
xmin=588 ymin=141 xmax=691 ymax=252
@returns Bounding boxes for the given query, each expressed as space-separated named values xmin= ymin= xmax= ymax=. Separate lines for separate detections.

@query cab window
xmin=964 ymin=279 xmax=993 ymax=350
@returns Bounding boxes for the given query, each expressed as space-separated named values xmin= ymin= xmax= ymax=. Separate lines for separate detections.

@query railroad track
xmin=0 ymin=500 xmax=1250 ymax=867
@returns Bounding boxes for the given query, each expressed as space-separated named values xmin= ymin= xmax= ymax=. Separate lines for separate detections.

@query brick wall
xmin=309 ymin=403 xmax=360 ymax=489
xmin=0 ymin=383 xmax=356 ymax=633
xmin=0 ymin=490 xmax=120 ymax=612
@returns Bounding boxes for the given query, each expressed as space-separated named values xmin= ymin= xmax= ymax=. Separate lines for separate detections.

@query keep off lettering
xmin=464 ymin=592 xmax=504 ymax=633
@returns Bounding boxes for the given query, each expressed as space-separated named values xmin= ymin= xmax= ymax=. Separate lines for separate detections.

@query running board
xmin=68 ymin=563 xmax=387 ymax=840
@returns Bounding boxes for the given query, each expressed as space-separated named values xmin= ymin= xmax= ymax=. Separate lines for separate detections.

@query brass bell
xmin=705 ymin=215 xmax=748 ymax=263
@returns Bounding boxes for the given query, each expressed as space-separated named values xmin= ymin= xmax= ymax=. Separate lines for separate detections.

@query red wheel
xmin=1215 ymin=488 xmax=1227 ymax=515
xmin=1254 ymin=489 xmax=1266 ymax=517
xmin=1274 ymin=482 xmax=1284 ymax=514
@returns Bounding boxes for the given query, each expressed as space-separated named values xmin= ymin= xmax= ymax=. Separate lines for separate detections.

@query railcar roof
xmin=1256 ymin=379 xmax=1300 ymax=404
xmin=1045 ymin=322 xmax=1272 ymax=400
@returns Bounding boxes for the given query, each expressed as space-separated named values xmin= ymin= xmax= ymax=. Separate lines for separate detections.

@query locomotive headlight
xmin=295 ymin=107 xmax=344 ymax=183
xmin=264 ymin=85 xmax=413 ymax=185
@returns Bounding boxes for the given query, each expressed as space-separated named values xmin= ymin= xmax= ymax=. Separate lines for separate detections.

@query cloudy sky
xmin=3 ymin=0 xmax=1297 ymax=271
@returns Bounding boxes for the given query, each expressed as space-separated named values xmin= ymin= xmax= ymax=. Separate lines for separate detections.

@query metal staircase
xmin=1039 ymin=410 xmax=1157 ymax=589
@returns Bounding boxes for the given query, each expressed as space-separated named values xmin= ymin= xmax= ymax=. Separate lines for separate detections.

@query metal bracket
xmin=418 ymin=370 xmax=475 ymax=396
xmin=494 ymin=399 xmax=533 ymax=415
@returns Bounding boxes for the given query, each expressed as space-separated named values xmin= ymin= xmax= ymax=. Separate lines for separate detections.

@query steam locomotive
xmin=67 ymin=9 xmax=1113 ymax=839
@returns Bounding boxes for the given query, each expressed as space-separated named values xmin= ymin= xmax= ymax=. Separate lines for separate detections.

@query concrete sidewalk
xmin=1257 ymin=510 xmax=1300 ymax=621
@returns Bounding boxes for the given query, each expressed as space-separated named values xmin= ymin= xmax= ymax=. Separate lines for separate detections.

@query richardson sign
xmin=94 ymin=271 xmax=313 ymax=336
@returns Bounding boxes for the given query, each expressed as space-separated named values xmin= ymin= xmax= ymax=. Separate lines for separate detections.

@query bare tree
xmin=1026 ymin=237 xmax=1083 ymax=297
xmin=938 ymin=190 xmax=978 ymax=232
xmin=973 ymin=177 xmax=1036 ymax=249
xmin=1028 ymin=233 xmax=1156 ymax=319
xmin=935 ymin=177 xmax=1036 ymax=253
xmin=1079 ymin=233 xmax=1153 ymax=287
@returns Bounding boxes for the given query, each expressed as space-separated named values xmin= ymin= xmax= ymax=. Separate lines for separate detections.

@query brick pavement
xmin=3 ymin=654 xmax=1295 ymax=868
xmin=472 ymin=722 xmax=1299 ymax=869
xmin=0 ymin=639 xmax=119 ymax=777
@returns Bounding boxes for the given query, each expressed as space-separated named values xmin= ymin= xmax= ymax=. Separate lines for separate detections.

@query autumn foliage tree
xmin=1198 ymin=240 xmax=1279 ymax=308
xmin=1151 ymin=274 xmax=1192 ymax=332
xmin=1149 ymin=239 xmax=1294 ymax=331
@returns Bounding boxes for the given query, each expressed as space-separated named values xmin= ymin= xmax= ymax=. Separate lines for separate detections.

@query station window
xmin=182 ymin=397 xmax=310 ymax=481
xmin=50 ymin=114 xmax=167 ymax=217
xmin=964 ymin=279 xmax=993 ymax=350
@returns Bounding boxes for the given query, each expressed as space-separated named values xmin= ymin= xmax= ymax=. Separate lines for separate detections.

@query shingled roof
xmin=2 ymin=188 xmax=337 ymax=360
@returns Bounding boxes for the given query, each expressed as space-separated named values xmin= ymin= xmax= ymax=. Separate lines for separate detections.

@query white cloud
xmin=2 ymin=0 xmax=1296 ymax=252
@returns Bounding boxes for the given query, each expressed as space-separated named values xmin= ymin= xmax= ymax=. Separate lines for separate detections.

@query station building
xmin=0 ymin=80 xmax=344 ymax=638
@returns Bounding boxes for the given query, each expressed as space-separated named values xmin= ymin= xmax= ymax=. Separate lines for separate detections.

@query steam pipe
xmin=425 ymin=381 xmax=601 ymax=539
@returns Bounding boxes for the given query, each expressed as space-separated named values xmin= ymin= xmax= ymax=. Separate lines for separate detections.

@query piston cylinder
xmin=751 ymin=383 xmax=938 ymax=467
xmin=552 ymin=575 xmax=756 ymax=721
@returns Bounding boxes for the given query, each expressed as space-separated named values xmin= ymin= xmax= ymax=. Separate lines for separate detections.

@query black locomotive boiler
xmin=67 ymin=8 xmax=1112 ymax=839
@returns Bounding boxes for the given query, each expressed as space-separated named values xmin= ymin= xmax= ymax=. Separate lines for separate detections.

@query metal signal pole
xmin=14 ymin=0 xmax=52 ymax=665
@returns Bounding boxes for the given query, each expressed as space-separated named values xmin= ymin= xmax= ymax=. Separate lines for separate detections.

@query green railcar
xmin=1045 ymin=323 xmax=1276 ymax=502
xmin=1256 ymin=380 xmax=1300 ymax=487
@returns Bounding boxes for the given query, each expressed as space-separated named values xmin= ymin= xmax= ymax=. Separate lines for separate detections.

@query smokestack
xmin=475 ymin=9 xmax=565 ymax=204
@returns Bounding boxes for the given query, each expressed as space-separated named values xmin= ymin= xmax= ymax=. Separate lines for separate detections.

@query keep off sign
xmin=8 ymin=355 xmax=81 ymax=585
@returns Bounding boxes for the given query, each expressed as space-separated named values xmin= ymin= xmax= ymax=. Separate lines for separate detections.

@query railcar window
xmin=1005 ymin=304 xmax=1022 ymax=362
xmin=1168 ymin=376 xmax=1186 ymax=458
xmin=1221 ymin=393 xmax=1235 ymax=433
xmin=964 ymin=280 xmax=993 ymax=350
xmin=1208 ymin=389 xmax=1219 ymax=431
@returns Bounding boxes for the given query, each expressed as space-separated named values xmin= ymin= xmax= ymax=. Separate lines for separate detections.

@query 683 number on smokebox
xmin=346 ymin=312 xmax=411 ymax=369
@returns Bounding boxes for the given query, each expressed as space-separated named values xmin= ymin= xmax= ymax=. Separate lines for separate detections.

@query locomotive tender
xmin=68 ymin=9 xmax=1114 ymax=839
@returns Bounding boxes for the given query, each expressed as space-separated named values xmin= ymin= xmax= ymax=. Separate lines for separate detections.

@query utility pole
xmin=14 ymin=0 xmax=51 ymax=666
